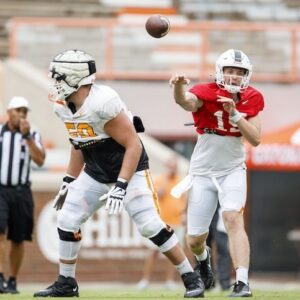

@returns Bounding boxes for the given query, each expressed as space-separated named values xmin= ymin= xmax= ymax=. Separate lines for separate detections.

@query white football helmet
xmin=48 ymin=49 xmax=96 ymax=101
xmin=215 ymin=49 xmax=252 ymax=93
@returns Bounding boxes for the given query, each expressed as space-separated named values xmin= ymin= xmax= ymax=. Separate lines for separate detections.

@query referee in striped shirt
xmin=0 ymin=96 xmax=45 ymax=294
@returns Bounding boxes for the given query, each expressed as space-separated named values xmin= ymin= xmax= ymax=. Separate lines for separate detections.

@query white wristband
xmin=229 ymin=110 xmax=242 ymax=123
xmin=117 ymin=177 xmax=127 ymax=183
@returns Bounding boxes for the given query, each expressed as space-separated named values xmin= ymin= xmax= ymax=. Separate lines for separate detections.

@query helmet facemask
xmin=218 ymin=69 xmax=250 ymax=94
xmin=48 ymin=49 xmax=96 ymax=102
xmin=215 ymin=49 xmax=252 ymax=94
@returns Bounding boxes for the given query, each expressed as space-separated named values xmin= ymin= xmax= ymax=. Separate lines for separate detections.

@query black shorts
xmin=0 ymin=186 xmax=34 ymax=243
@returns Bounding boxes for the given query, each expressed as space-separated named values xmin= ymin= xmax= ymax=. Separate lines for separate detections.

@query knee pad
xmin=130 ymin=204 xmax=178 ymax=252
xmin=58 ymin=228 xmax=82 ymax=242
xmin=58 ymin=228 xmax=81 ymax=261
xmin=150 ymin=226 xmax=179 ymax=253
xmin=150 ymin=225 xmax=174 ymax=246
xmin=138 ymin=216 xmax=165 ymax=239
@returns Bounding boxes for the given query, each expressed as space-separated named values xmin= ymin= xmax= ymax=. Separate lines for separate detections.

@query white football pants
xmin=187 ymin=168 xmax=247 ymax=236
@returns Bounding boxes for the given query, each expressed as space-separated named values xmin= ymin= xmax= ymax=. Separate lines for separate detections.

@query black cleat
xmin=33 ymin=275 xmax=79 ymax=297
xmin=194 ymin=246 xmax=214 ymax=290
xmin=181 ymin=271 xmax=205 ymax=298
xmin=229 ymin=281 xmax=252 ymax=297
xmin=6 ymin=278 xmax=19 ymax=294
xmin=0 ymin=276 xmax=6 ymax=293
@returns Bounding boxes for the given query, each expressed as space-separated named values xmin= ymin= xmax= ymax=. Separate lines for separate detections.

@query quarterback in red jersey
xmin=170 ymin=49 xmax=264 ymax=297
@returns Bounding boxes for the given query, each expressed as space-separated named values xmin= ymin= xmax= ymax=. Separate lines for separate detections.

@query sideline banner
xmin=247 ymin=144 xmax=300 ymax=171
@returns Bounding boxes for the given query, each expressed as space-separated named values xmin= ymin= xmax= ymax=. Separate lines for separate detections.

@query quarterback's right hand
xmin=53 ymin=175 xmax=75 ymax=211
xmin=169 ymin=74 xmax=190 ymax=87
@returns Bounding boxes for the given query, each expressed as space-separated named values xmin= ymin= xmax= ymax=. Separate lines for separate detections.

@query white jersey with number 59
xmin=53 ymin=84 xmax=149 ymax=183
xmin=53 ymin=84 xmax=128 ymax=142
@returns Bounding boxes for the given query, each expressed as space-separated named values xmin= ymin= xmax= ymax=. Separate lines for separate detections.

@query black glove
xmin=100 ymin=180 xmax=128 ymax=215
xmin=53 ymin=175 xmax=75 ymax=210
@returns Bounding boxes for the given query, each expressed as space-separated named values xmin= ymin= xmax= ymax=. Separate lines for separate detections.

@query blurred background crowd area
xmin=0 ymin=0 xmax=300 ymax=285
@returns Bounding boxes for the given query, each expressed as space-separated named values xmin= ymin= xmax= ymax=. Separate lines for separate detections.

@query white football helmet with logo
xmin=215 ymin=49 xmax=252 ymax=93
xmin=49 ymin=49 xmax=96 ymax=101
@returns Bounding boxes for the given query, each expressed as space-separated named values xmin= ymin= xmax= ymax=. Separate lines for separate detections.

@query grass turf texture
xmin=3 ymin=288 xmax=300 ymax=299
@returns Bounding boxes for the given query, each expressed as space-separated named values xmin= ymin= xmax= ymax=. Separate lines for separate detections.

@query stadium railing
xmin=8 ymin=17 xmax=300 ymax=83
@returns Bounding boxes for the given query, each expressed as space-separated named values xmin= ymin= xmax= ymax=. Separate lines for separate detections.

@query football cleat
xmin=181 ymin=271 xmax=204 ymax=298
xmin=194 ymin=246 xmax=215 ymax=289
xmin=229 ymin=281 xmax=252 ymax=297
xmin=33 ymin=275 xmax=79 ymax=297
xmin=5 ymin=278 xmax=19 ymax=294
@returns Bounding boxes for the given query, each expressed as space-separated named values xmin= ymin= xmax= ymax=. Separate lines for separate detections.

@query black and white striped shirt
xmin=0 ymin=123 xmax=43 ymax=186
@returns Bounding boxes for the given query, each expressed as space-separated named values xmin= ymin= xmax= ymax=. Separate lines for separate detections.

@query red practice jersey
xmin=189 ymin=82 xmax=264 ymax=137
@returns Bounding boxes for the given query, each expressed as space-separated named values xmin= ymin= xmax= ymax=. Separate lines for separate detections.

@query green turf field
xmin=5 ymin=288 xmax=300 ymax=300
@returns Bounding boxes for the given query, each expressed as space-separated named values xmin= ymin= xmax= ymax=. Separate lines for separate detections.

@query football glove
xmin=53 ymin=175 xmax=75 ymax=211
xmin=100 ymin=179 xmax=128 ymax=215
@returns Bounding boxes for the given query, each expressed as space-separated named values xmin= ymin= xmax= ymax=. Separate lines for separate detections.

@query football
xmin=145 ymin=14 xmax=170 ymax=38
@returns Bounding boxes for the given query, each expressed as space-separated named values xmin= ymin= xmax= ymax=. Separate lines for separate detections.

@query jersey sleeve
xmin=189 ymin=83 xmax=217 ymax=102
xmin=89 ymin=85 xmax=126 ymax=124
xmin=99 ymin=94 xmax=125 ymax=124
xmin=32 ymin=130 xmax=44 ymax=150
xmin=244 ymin=91 xmax=264 ymax=118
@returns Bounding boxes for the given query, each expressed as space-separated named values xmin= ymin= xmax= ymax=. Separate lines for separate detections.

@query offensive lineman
xmin=170 ymin=49 xmax=264 ymax=297
xmin=33 ymin=49 xmax=204 ymax=298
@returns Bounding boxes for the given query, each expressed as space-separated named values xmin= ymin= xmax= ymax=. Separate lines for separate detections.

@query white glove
xmin=53 ymin=175 xmax=75 ymax=210
xmin=100 ymin=179 xmax=128 ymax=215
